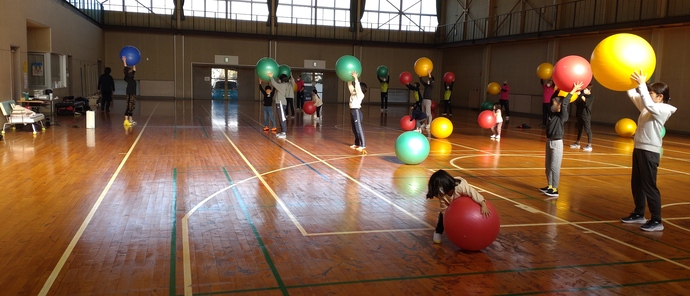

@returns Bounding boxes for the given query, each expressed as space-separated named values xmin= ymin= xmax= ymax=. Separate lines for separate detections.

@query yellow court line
xmin=285 ymin=139 xmax=435 ymax=229
xmin=39 ymin=104 xmax=159 ymax=296
xmin=304 ymin=228 xmax=434 ymax=236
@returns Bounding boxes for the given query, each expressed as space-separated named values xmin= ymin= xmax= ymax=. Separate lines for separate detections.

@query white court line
xmin=661 ymin=203 xmax=690 ymax=232
xmin=285 ymin=139 xmax=435 ymax=229
xmin=39 ymin=104 xmax=159 ymax=296
xmin=501 ymin=217 xmax=690 ymax=228
xmin=304 ymin=228 xmax=434 ymax=236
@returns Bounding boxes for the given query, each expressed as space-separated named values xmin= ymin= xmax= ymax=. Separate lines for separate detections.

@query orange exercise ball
xmin=537 ymin=62 xmax=554 ymax=80
xmin=487 ymin=82 xmax=501 ymax=95
xmin=430 ymin=117 xmax=453 ymax=139
xmin=414 ymin=57 xmax=434 ymax=77
xmin=591 ymin=33 xmax=656 ymax=91
xmin=615 ymin=118 xmax=637 ymax=138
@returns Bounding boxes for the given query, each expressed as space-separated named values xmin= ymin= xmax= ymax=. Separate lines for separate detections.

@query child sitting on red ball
xmin=426 ymin=170 xmax=491 ymax=244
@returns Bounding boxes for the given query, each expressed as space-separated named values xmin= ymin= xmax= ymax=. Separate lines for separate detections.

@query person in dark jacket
xmin=122 ymin=56 xmax=137 ymax=126
xmin=570 ymin=84 xmax=595 ymax=151
xmin=98 ymin=67 xmax=115 ymax=112
xmin=539 ymin=81 xmax=583 ymax=198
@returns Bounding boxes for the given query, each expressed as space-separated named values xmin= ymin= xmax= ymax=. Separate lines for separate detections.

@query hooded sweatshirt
xmin=627 ymin=83 xmax=677 ymax=153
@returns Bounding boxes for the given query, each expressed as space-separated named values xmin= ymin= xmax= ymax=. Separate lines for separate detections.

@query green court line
xmin=222 ymin=167 xmax=288 ymax=296
xmin=198 ymin=118 xmax=210 ymax=139
xmin=496 ymin=277 xmax=690 ymax=295
xmin=170 ymin=168 xmax=178 ymax=296
xmin=194 ymin=255 xmax=690 ymax=294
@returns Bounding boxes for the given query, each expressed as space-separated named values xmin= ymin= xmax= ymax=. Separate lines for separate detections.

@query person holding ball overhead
xmin=348 ymin=72 xmax=367 ymax=152
xmin=419 ymin=71 xmax=434 ymax=129
xmin=122 ymin=56 xmax=137 ymax=126
xmin=620 ymin=70 xmax=677 ymax=231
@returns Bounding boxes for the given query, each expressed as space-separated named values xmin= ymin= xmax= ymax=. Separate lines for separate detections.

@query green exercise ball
xmin=256 ymin=57 xmax=279 ymax=81
xmin=376 ymin=65 xmax=389 ymax=77
xmin=481 ymin=101 xmax=495 ymax=110
xmin=395 ymin=131 xmax=430 ymax=165
xmin=661 ymin=126 xmax=666 ymax=138
xmin=278 ymin=64 xmax=291 ymax=78
xmin=335 ymin=55 xmax=362 ymax=82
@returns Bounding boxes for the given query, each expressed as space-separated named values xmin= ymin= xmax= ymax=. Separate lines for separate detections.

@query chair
xmin=1 ymin=100 xmax=46 ymax=135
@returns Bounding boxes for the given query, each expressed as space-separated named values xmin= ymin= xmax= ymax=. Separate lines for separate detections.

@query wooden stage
xmin=1 ymin=99 xmax=689 ymax=295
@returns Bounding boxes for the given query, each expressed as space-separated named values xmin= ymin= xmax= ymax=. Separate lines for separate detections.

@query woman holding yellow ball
xmin=620 ymin=70 xmax=677 ymax=232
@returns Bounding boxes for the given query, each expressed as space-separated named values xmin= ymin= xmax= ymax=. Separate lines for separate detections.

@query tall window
xmin=102 ymin=0 xmax=269 ymax=22
xmin=362 ymin=0 xmax=437 ymax=31
xmin=277 ymin=0 xmax=350 ymax=27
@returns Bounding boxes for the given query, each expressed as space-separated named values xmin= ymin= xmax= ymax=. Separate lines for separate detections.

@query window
xmin=51 ymin=54 xmax=67 ymax=89
xmin=277 ymin=0 xmax=350 ymax=27
xmin=363 ymin=0 xmax=438 ymax=31
xmin=102 ymin=0 xmax=269 ymax=22
xmin=28 ymin=53 xmax=67 ymax=89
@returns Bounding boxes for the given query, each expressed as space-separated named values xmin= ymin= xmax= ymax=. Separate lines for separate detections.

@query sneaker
xmin=490 ymin=135 xmax=496 ymax=139
xmin=424 ymin=124 xmax=430 ymax=130
xmin=544 ymin=188 xmax=559 ymax=197
xmin=505 ymin=116 xmax=510 ymax=120
xmin=380 ymin=108 xmax=384 ymax=112
xmin=621 ymin=213 xmax=646 ymax=224
xmin=130 ymin=121 xmax=137 ymax=126
xmin=123 ymin=120 xmax=131 ymax=126
xmin=583 ymin=145 xmax=593 ymax=152
xmin=495 ymin=135 xmax=500 ymax=140
xmin=570 ymin=143 xmax=581 ymax=149
xmin=442 ymin=113 xmax=447 ymax=116
xmin=414 ymin=128 xmax=422 ymax=133
xmin=271 ymin=127 xmax=277 ymax=131
xmin=433 ymin=232 xmax=442 ymax=244
xmin=539 ymin=186 xmax=551 ymax=193
xmin=276 ymin=132 xmax=286 ymax=139
xmin=449 ymin=113 xmax=453 ymax=116
xmin=263 ymin=126 xmax=269 ymax=131
xmin=356 ymin=147 xmax=366 ymax=152
xmin=640 ymin=219 xmax=664 ymax=232
xmin=350 ymin=145 xmax=358 ymax=149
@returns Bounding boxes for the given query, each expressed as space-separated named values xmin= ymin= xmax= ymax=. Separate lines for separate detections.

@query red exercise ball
xmin=303 ymin=101 xmax=316 ymax=115
xmin=552 ymin=55 xmax=592 ymax=92
xmin=444 ymin=196 xmax=500 ymax=251
xmin=400 ymin=115 xmax=416 ymax=131
xmin=477 ymin=110 xmax=496 ymax=129
xmin=443 ymin=72 xmax=455 ymax=83
xmin=399 ymin=71 xmax=413 ymax=85
xmin=431 ymin=101 xmax=438 ymax=111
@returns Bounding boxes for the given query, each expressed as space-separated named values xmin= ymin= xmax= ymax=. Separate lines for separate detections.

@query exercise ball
xmin=399 ymin=71 xmax=413 ymax=85
xmin=430 ymin=117 xmax=453 ymax=139
xmin=536 ymin=62 xmax=554 ymax=80
xmin=335 ymin=55 xmax=362 ymax=82
xmin=481 ymin=101 xmax=494 ymax=110
xmin=400 ymin=115 xmax=417 ymax=131
xmin=377 ymin=65 xmax=389 ymax=77
xmin=591 ymin=33 xmax=656 ymax=91
xmin=615 ymin=118 xmax=637 ymax=137
xmin=478 ymin=110 xmax=496 ymax=129
xmin=278 ymin=64 xmax=291 ymax=78
xmin=395 ymin=131 xmax=430 ymax=165
xmin=443 ymin=72 xmax=456 ymax=83
xmin=431 ymin=101 xmax=438 ymax=111
xmin=661 ymin=126 xmax=666 ymax=138
xmin=444 ymin=196 xmax=500 ymax=251
xmin=414 ymin=57 xmax=433 ymax=77
xmin=552 ymin=55 xmax=592 ymax=92
xmin=303 ymin=101 xmax=316 ymax=115
xmin=120 ymin=46 xmax=141 ymax=66
xmin=256 ymin=57 xmax=280 ymax=82
xmin=487 ymin=82 xmax=501 ymax=95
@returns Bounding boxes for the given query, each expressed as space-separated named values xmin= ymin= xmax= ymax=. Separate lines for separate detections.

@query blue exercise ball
xmin=395 ymin=131 xmax=430 ymax=165
xmin=120 ymin=46 xmax=141 ymax=66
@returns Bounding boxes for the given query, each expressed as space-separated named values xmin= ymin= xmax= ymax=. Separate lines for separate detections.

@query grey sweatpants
xmin=545 ymin=139 xmax=563 ymax=188
xmin=422 ymin=99 xmax=432 ymax=124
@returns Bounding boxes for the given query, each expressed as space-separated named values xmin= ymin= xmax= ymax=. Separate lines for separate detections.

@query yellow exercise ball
xmin=430 ymin=117 xmax=453 ymax=139
xmin=487 ymin=82 xmax=501 ymax=95
xmin=591 ymin=33 xmax=656 ymax=91
xmin=537 ymin=62 xmax=554 ymax=80
xmin=414 ymin=57 xmax=434 ymax=77
xmin=615 ymin=118 xmax=637 ymax=137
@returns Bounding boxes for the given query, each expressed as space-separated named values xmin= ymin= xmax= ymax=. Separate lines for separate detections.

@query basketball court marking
xmin=39 ymin=104 xmax=160 ymax=296
xmin=661 ymin=203 xmax=690 ymax=232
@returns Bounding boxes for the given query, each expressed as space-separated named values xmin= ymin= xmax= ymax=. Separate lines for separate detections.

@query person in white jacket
xmin=269 ymin=73 xmax=291 ymax=139
xmin=348 ymin=72 xmax=367 ymax=152
xmin=620 ymin=70 xmax=677 ymax=232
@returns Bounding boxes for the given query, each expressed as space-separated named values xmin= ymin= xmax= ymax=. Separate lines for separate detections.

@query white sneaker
xmin=490 ymin=135 xmax=496 ymax=139
xmin=433 ymin=232 xmax=441 ymax=244
xmin=380 ymin=108 xmax=384 ymax=112
xmin=495 ymin=135 xmax=500 ymax=139
xmin=505 ymin=116 xmax=510 ymax=120
xmin=356 ymin=147 xmax=366 ymax=152
xmin=583 ymin=145 xmax=593 ymax=152
xmin=570 ymin=143 xmax=580 ymax=149
xmin=424 ymin=124 xmax=430 ymax=130
xmin=276 ymin=132 xmax=286 ymax=139
xmin=414 ymin=128 xmax=422 ymax=133
xmin=350 ymin=145 xmax=358 ymax=149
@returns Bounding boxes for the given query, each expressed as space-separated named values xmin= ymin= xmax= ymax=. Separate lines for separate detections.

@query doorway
xmin=299 ymin=71 xmax=323 ymax=103
xmin=211 ymin=68 xmax=238 ymax=100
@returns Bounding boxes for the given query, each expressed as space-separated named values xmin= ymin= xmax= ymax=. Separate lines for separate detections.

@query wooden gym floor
xmin=1 ymin=99 xmax=689 ymax=295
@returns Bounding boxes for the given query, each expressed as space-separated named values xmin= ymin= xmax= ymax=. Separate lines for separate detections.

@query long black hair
xmin=426 ymin=170 xmax=460 ymax=199
xmin=649 ymin=82 xmax=670 ymax=104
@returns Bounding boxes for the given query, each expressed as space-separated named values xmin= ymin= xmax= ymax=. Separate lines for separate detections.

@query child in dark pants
xmin=426 ymin=170 xmax=491 ymax=244
xmin=620 ymin=70 xmax=677 ymax=232
xmin=122 ymin=56 xmax=137 ymax=126
xmin=409 ymin=102 xmax=427 ymax=132
xmin=259 ymin=80 xmax=276 ymax=131
xmin=570 ymin=84 xmax=595 ymax=151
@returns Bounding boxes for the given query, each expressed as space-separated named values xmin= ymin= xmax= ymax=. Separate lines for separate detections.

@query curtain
xmin=172 ymin=0 xmax=185 ymax=20
xmin=267 ymin=0 xmax=280 ymax=26
xmin=350 ymin=0 xmax=366 ymax=32
xmin=436 ymin=0 xmax=443 ymax=25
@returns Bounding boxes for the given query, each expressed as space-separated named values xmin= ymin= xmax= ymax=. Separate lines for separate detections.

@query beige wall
xmin=0 ymin=0 xmax=103 ymax=104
